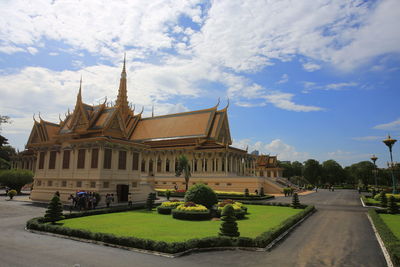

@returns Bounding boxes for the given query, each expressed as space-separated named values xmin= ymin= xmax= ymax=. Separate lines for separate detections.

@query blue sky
xmin=0 ymin=0 xmax=399 ymax=168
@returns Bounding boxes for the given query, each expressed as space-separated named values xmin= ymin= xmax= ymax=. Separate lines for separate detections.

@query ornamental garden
xmin=26 ymin=183 xmax=315 ymax=255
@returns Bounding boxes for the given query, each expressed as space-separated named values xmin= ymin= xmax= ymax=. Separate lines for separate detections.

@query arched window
xmin=157 ymin=157 xmax=162 ymax=172
xmin=141 ymin=159 xmax=146 ymax=172
xmin=149 ymin=159 xmax=154 ymax=174
xmin=166 ymin=159 xmax=170 ymax=172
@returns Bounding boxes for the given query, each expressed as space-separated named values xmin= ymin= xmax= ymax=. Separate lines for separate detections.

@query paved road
xmin=0 ymin=190 xmax=386 ymax=267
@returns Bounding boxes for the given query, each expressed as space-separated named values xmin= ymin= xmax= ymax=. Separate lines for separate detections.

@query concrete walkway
xmin=0 ymin=189 xmax=386 ymax=267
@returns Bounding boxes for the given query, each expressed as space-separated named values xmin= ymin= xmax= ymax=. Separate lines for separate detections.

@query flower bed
xmin=157 ymin=201 xmax=184 ymax=215
xmin=172 ymin=202 xmax=211 ymax=220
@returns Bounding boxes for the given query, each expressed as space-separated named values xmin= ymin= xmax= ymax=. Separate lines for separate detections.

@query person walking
xmin=106 ymin=194 xmax=111 ymax=208
xmin=68 ymin=194 xmax=74 ymax=213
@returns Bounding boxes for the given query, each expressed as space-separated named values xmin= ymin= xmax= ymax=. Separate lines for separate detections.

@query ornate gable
xmin=27 ymin=124 xmax=43 ymax=145
xmin=103 ymin=109 xmax=127 ymax=138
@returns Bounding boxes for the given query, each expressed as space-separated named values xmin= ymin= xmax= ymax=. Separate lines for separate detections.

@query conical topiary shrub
xmin=146 ymin=192 xmax=156 ymax=211
xmin=388 ymin=195 xmax=399 ymax=214
xmin=219 ymin=204 xmax=240 ymax=237
xmin=260 ymin=187 xmax=265 ymax=197
xmin=292 ymin=193 xmax=301 ymax=209
xmin=379 ymin=192 xmax=387 ymax=208
xmin=44 ymin=196 xmax=64 ymax=224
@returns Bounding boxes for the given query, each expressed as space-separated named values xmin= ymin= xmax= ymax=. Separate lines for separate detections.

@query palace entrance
xmin=116 ymin=184 xmax=129 ymax=202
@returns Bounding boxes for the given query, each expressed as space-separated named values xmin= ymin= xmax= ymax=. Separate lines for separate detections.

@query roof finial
xmin=38 ymin=111 xmax=43 ymax=121
xmin=222 ymin=98 xmax=230 ymax=110
xmin=33 ymin=113 xmax=38 ymax=123
xmin=123 ymin=52 xmax=126 ymax=73
xmin=214 ymin=97 xmax=220 ymax=109
xmin=132 ymin=104 xmax=135 ymax=113
xmin=59 ymin=114 xmax=62 ymax=123
xmin=152 ymin=105 xmax=154 ymax=117
xmin=139 ymin=106 xmax=144 ymax=116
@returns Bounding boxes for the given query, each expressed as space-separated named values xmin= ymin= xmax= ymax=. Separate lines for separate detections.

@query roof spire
xmin=116 ymin=53 xmax=130 ymax=118
xmin=77 ymin=75 xmax=82 ymax=103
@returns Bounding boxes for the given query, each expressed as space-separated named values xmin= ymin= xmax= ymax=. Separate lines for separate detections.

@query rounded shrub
xmin=7 ymin=189 xmax=17 ymax=199
xmin=184 ymin=184 xmax=217 ymax=209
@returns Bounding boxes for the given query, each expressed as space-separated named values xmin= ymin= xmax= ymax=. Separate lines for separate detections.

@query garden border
xmin=368 ymin=209 xmax=400 ymax=266
xmin=26 ymin=203 xmax=316 ymax=257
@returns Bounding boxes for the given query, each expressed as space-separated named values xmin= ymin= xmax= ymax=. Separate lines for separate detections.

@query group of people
xmin=67 ymin=191 xmax=99 ymax=212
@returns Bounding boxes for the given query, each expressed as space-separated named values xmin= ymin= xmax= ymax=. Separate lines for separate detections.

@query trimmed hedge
xmin=171 ymin=209 xmax=211 ymax=221
xmin=156 ymin=190 xmax=275 ymax=201
xmin=217 ymin=195 xmax=274 ymax=201
xmin=26 ymin=203 xmax=315 ymax=254
xmin=368 ymin=209 xmax=400 ymax=266
xmin=157 ymin=206 xmax=173 ymax=215
xmin=215 ymin=209 xmax=247 ymax=220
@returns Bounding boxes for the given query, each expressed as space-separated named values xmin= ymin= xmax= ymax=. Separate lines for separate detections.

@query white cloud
xmin=263 ymin=93 xmax=323 ymax=112
xmin=0 ymin=45 xmax=25 ymax=54
xmin=302 ymin=62 xmax=321 ymax=72
xmin=233 ymin=138 xmax=310 ymax=162
xmin=276 ymin=74 xmax=289 ymax=84
xmin=49 ymin=52 xmax=59 ymax=56
xmin=26 ymin=47 xmax=38 ymax=55
xmin=302 ymin=81 xmax=358 ymax=93
xmin=373 ymin=118 xmax=400 ymax=131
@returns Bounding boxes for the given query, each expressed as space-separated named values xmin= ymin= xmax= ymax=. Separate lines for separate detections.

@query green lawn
xmin=60 ymin=205 xmax=302 ymax=242
xmin=379 ymin=213 xmax=400 ymax=239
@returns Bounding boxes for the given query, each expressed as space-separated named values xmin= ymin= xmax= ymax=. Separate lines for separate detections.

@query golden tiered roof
xmin=26 ymin=58 xmax=237 ymax=151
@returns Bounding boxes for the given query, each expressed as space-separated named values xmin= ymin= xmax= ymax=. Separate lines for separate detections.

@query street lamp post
xmin=370 ymin=155 xmax=378 ymax=188
xmin=383 ymin=135 xmax=397 ymax=194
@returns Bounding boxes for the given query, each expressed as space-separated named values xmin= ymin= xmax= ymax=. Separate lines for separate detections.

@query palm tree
xmin=175 ymin=155 xmax=191 ymax=191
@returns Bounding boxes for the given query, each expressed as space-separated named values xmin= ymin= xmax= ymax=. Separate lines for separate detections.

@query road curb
xmin=360 ymin=197 xmax=382 ymax=209
xmin=366 ymin=214 xmax=393 ymax=267
xmin=263 ymin=208 xmax=316 ymax=251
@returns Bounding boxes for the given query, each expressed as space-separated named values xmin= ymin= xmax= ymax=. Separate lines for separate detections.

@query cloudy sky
xmin=0 ymin=0 xmax=399 ymax=167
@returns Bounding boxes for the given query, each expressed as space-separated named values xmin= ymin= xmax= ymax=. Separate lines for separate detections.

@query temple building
xmin=13 ymin=57 xmax=286 ymax=204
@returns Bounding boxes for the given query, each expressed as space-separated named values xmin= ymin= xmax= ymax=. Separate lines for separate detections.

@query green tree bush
xmin=259 ymin=187 xmax=265 ymax=197
xmin=219 ymin=204 xmax=240 ymax=237
xmin=165 ymin=190 xmax=171 ymax=200
xmin=44 ymin=196 xmax=64 ymax=224
xmin=184 ymin=184 xmax=217 ymax=209
xmin=0 ymin=169 xmax=33 ymax=192
xmin=244 ymin=188 xmax=249 ymax=197
xmin=292 ymin=193 xmax=301 ymax=209
xmin=380 ymin=192 xmax=388 ymax=208
xmin=388 ymin=196 xmax=399 ymax=214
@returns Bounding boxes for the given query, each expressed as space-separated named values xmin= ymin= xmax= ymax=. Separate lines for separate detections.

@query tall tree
xmin=303 ymin=159 xmax=322 ymax=185
xmin=292 ymin=161 xmax=303 ymax=176
xmin=322 ymin=159 xmax=344 ymax=185
xmin=347 ymin=161 xmax=375 ymax=186
xmin=280 ymin=161 xmax=294 ymax=178
xmin=175 ymin=155 xmax=191 ymax=190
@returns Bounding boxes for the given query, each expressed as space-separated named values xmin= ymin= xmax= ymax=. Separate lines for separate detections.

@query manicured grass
xmin=379 ymin=213 xmax=400 ymax=239
xmin=60 ymin=205 xmax=302 ymax=242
